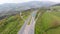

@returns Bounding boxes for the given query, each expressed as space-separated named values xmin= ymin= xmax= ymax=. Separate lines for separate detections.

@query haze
xmin=0 ymin=0 xmax=60 ymax=4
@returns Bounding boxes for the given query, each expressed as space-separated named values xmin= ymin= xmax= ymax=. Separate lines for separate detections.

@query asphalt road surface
xmin=18 ymin=10 xmax=37 ymax=34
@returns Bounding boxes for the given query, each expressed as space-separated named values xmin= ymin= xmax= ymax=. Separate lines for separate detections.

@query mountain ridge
xmin=0 ymin=1 xmax=56 ymax=17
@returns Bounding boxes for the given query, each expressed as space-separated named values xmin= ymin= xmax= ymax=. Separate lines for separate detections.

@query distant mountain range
xmin=52 ymin=3 xmax=60 ymax=6
xmin=0 ymin=1 xmax=57 ymax=16
xmin=0 ymin=1 xmax=56 ymax=12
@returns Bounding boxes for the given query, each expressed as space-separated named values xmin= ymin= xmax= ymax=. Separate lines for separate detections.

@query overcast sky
xmin=0 ymin=0 xmax=60 ymax=4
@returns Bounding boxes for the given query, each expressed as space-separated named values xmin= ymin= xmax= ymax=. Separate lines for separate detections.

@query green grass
xmin=0 ymin=10 xmax=32 ymax=34
xmin=27 ymin=17 xmax=32 ymax=25
xmin=0 ymin=14 xmax=24 ymax=34
xmin=45 ymin=12 xmax=60 ymax=34
xmin=35 ymin=11 xmax=60 ymax=34
xmin=21 ymin=11 xmax=32 ymax=19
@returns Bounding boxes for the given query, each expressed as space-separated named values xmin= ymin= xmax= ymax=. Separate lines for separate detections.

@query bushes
xmin=0 ymin=14 xmax=24 ymax=34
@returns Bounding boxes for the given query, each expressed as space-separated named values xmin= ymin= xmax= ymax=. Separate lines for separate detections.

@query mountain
xmin=52 ymin=3 xmax=60 ymax=6
xmin=0 ymin=1 xmax=56 ymax=11
xmin=0 ymin=1 xmax=56 ymax=17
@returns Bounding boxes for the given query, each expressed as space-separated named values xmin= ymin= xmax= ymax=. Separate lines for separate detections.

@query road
xmin=18 ymin=10 xmax=37 ymax=34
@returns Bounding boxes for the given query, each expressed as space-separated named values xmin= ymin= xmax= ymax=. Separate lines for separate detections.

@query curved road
xmin=18 ymin=10 xmax=37 ymax=34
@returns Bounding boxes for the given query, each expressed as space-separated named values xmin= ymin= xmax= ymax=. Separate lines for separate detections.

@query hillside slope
xmin=35 ymin=6 xmax=60 ymax=34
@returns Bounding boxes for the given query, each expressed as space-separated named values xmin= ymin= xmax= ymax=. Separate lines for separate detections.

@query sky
xmin=0 ymin=0 xmax=60 ymax=4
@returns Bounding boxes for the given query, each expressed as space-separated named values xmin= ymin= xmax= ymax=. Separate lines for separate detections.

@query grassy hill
xmin=0 ymin=14 xmax=24 ymax=34
xmin=0 ymin=5 xmax=60 ymax=34
xmin=0 ymin=9 xmax=31 ymax=34
xmin=35 ymin=6 xmax=60 ymax=34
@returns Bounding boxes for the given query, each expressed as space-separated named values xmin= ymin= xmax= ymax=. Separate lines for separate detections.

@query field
xmin=35 ymin=6 xmax=60 ymax=34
